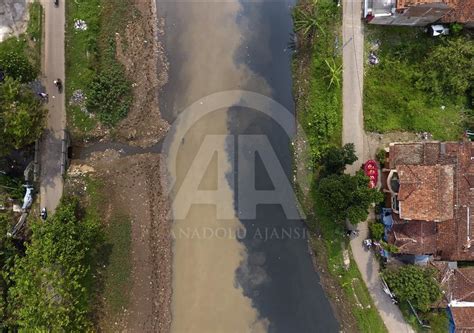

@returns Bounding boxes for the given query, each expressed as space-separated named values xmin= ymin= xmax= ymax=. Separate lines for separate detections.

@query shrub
xmin=86 ymin=65 xmax=132 ymax=126
xmin=369 ymin=221 xmax=385 ymax=240
xmin=376 ymin=149 xmax=386 ymax=166
xmin=0 ymin=38 xmax=37 ymax=82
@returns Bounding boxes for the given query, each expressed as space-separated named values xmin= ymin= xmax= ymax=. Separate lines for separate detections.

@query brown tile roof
xmin=389 ymin=220 xmax=438 ymax=253
xmin=387 ymin=141 xmax=474 ymax=261
xmin=442 ymin=0 xmax=474 ymax=24
xmin=450 ymin=307 xmax=474 ymax=332
xmin=398 ymin=164 xmax=454 ymax=221
xmin=395 ymin=0 xmax=474 ymax=24
xmin=438 ymin=266 xmax=474 ymax=302
xmin=396 ymin=0 xmax=456 ymax=10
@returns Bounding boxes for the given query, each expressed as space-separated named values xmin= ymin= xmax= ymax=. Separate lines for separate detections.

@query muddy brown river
xmin=158 ymin=1 xmax=340 ymax=332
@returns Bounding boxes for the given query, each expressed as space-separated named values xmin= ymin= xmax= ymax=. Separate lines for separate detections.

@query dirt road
xmin=39 ymin=0 xmax=65 ymax=212
xmin=342 ymin=1 xmax=414 ymax=332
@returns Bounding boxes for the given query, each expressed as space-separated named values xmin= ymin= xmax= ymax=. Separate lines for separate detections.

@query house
xmin=431 ymin=261 xmax=474 ymax=332
xmin=364 ymin=0 xmax=474 ymax=27
xmin=382 ymin=140 xmax=474 ymax=261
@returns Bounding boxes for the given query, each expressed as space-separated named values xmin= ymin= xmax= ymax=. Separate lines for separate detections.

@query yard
xmin=364 ymin=26 xmax=473 ymax=140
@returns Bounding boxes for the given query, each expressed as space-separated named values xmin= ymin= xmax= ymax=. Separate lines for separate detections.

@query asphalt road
xmin=342 ymin=1 xmax=414 ymax=332
xmin=39 ymin=0 xmax=65 ymax=212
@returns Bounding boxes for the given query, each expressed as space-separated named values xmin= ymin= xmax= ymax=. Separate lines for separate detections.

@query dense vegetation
xmin=383 ymin=265 xmax=442 ymax=312
xmin=0 ymin=2 xmax=44 ymax=157
xmin=318 ymin=171 xmax=383 ymax=224
xmin=0 ymin=199 xmax=101 ymax=330
xmin=364 ymin=27 xmax=474 ymax=139
xmin=0 ymin=76 xmax=45 ymax=155
xmin=0 ymin=38 xmax=38 ymax=83
xmin=66 ymin=0 xmax=133 ymax=132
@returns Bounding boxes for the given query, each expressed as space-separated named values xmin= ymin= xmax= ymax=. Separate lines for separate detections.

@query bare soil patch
xmin=114 ymin=0 xmax=170 ymax=147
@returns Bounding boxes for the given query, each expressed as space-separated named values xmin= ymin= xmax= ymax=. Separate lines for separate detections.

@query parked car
xmin=428 ymin=24 xmax=449 ymax=37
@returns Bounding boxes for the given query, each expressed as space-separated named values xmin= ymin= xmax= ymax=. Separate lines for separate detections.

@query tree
xmin=8 ymin=199 xmax=100 ymax=331
xmin=419 ymin=37 xmax=474 ymax=98
xmin=319 ymin=143 xmax=357 ymax=176
xmin=0 ymin=77 xmax=45 ymax=155
xmin=382 ymin=265 xmax=442 ymax=312
xmin=318 ymin=171 xmax=383 ymax=224
xmin=0 ymin=38 xmax=37 ymax=83
xmin=0 ymin=213 xmax=17 ymax=328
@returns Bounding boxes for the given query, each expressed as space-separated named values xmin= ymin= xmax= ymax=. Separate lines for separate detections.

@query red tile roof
xmin=450 ymin=307 xmax=474 ymax=332
xmin=397 ymin=164 xmax=454 ymax=221
xmin=386 ymin=141 xmax=474 ymax=261
xmin=442 ymin=0 xmax=474 ymax=24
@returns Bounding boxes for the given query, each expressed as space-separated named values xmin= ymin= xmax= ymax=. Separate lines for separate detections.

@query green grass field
xmin=26 ymin=1 xmax=42 ymax=68
xmin=65 ymin=0 xmax=134 ymax=136
xmin=83 ymin=177 xmax=132 ymax=323
xmin=364 ymin=26 xmax=468 ymax=140
xmin=65 ymin=0 xmax=101 ymax=134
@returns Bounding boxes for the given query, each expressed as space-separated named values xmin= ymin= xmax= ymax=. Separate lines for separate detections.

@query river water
xmin=157 ymin=0 xmax=339 ymax=332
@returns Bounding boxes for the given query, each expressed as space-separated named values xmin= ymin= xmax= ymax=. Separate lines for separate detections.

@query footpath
xmin=342 ymin=0 xmax=414 ymax=331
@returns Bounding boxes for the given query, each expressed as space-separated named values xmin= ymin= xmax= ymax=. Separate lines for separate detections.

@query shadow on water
xmin=227 ymin=1 xmax=340 ymax=332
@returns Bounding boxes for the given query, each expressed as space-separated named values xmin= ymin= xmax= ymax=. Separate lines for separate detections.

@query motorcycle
xmin=54 ymin=0 xmax=59 ymax=7
xmin=40 ymin=208 xmax=47 ymax=220
xmin=53 ymin=78 xmax=63 ymax=93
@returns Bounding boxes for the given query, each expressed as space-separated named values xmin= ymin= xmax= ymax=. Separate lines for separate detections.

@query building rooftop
xmin=398 ymin=164 xmax=454 ymax=221
xmin=442 ymin=0 xmax=474 ymax=25
xmin=385 ymin=141 xmax=474 ymax=261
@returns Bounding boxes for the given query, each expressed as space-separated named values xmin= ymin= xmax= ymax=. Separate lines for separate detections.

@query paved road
xmin=39 ymin=0 xmax=65 ymax=212
xmin=342 ymin=1 xmax=414 ymax=332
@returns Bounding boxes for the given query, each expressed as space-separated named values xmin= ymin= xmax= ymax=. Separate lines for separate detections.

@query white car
xmin=429 ymin=25 xmax=449 ymax=37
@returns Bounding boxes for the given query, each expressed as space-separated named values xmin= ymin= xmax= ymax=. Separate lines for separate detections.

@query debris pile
xmin=74 ymin=19 xmax=88 ymax=31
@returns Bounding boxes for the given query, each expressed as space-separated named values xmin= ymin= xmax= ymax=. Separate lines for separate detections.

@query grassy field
xmin=82 ymin=177 xmax=132 ymax=326
xmin=65 ymin=0 xmax=134 ymax=137
xmin=26 ymin=1 xmax=42 ymax=68
xmin=364 ymin=26 xmax=469 ymax=140
xmin=293 ymin=0 xmax=342 ymax=160
xmin=65 ymin=0 xmax=101 ymax=134
xmin=293 ymin=0 xmax=387 ymax=331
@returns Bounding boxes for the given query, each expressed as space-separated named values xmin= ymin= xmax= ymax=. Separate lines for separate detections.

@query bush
xmin=382 ymin=265 xmax=442 ymax=312
xmin=369 ymin=221 xmax=385 ymax=240
xmin=86 ymin=65 xmax=132 ymax=126
xmin=376 ymin=149 xmax=386 ymax=166
xmin=8 ymin=198 xmax=101 ymax=331
xmin=0 ymin=38 xmax=37 ymax=82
